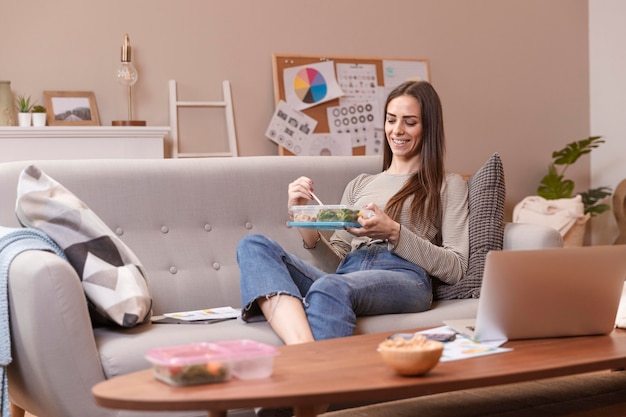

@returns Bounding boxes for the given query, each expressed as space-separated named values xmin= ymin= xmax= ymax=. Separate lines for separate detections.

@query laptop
xmin=444 ymin=245 xmax=626 ymax=344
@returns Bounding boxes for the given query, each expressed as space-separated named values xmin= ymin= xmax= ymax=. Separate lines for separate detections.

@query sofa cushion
xmin=434 ymin=153 xmax=505 ymax=300
xmin=15 ymin=165 xmax=152 ymax=327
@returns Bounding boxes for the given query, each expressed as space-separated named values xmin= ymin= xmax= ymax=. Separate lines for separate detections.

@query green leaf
xmin=579 ymin=186 xmax=612 ymax=216
xmin=537 ymin=136 xmax=613 ymax=218
xmin=551 ymin=136 xmax=604 ymax=167
xmin=537 ymin=164 xmax=574 ymax=199
xmin=585 ymin=203 xmax=610 ymax=217
xmin=15 ymin=94 xmax=34 ymax=113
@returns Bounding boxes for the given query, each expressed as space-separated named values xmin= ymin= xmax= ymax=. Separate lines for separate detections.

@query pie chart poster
xmin=283 ymin=60 xmax=344 ymax=111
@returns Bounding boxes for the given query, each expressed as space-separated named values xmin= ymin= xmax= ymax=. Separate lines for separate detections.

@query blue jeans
xmin=238 ymin=234 xmax=432 ymax=340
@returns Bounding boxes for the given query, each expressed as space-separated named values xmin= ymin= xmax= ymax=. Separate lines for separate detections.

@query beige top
xmin=328 ymin=171 xmax=469 ymax=285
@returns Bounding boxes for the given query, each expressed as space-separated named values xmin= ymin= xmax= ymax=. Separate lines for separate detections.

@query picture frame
xmin=43 ymin=91 xmax=100 ymax=126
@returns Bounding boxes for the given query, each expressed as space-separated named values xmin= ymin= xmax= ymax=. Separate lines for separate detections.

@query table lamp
xmin=112 ymin=33 xmax=146 ymax=126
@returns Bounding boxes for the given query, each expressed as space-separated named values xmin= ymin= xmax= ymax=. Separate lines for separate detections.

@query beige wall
xmin=1 ymin=0 xmax=590 ymax=220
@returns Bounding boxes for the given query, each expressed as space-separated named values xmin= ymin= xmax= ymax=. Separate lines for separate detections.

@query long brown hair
xmin=383 ymin=81 xmax=445 ymax=238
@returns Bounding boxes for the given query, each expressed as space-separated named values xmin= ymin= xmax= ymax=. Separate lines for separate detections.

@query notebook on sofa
xmin=444 ymin=245 xmax=626 ymax=345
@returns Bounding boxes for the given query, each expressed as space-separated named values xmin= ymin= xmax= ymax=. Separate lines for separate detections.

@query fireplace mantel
xmin=0 ymin=126 xmax=169 ymax=162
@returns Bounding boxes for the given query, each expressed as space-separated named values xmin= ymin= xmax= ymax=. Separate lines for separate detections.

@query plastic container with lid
xmin=145 ymin=339 xmax=279 ymax=386
xmin=214 ymin=339 xmax=280 ymax=380
xmin=289 ymin=205 xmax=373 ymax=229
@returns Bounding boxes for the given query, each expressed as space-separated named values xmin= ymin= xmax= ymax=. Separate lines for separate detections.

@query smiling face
xmin=384 ymin=95 xmax=423 ymax=161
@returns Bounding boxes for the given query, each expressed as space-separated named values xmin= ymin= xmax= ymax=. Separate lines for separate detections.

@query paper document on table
xmin=418 ymin=326 xmax=512 ymax=362
xmin=163 ymin=306 xmax=241 ymax=322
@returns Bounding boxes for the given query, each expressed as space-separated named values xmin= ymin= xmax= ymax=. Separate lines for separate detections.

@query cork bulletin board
xmin=271 ymin=53 xmax=430 ymax=156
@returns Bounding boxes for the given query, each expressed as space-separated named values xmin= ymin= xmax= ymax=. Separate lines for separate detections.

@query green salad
xmin=155 ymin=362 xmax=230 ymax=386
xmin=316 ymin=208 xmax=360 ymax=223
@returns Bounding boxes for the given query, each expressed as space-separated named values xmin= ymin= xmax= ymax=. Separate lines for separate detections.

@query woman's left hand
xmin=346 ymin=203 xmax=401 ymax=245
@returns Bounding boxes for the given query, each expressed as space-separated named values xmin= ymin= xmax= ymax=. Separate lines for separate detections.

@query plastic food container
xmin=290 ymin=205 xmax=372 ymax=224
xmin=291 ymin=205 xmax=359 ymax=223
xmin=214 ymin=339 xmax=280 ymax=380
xmin=145 ymin=340 xmax=279 ymax=386
xmin=145 ymin=342 xmax=233 ymax=386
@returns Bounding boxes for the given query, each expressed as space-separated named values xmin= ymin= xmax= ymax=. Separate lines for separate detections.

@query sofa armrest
xmin=503 ymin=222 xmax=563 ymax=250
xmin=8 ymin=250 xmax=109 ymax=417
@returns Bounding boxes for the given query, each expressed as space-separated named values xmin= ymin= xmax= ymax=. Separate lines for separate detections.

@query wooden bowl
xmin=378 ymin=337 xmax=443 ymax=376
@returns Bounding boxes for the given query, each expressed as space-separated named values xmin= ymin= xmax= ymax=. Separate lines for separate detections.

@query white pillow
xmin=15 ymin=165 xmax=152 ymax=327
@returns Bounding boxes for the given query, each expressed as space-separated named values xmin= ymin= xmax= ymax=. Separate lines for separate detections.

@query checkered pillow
xmin=434 ymin=153 xmax=505 ymax=300
xmin=15 ymin=165 xmax=152 ymax=327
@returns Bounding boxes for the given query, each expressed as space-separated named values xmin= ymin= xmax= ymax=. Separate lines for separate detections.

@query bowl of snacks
xmin=289 ymin=205 xmax=372 ymax=229
xmin=378 ymin=334 xmax=443 ymax=376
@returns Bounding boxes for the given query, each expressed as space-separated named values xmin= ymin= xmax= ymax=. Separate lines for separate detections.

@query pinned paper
xmin=283 ymin=61 xmax=344 ymax=111
xmin=335 ymin=63 xmax=378 ymax=101
xmin=383 ymin=59 xmax=430 ymax=96
xmin=265 ymin=100 xmax=318 ymax=155
xmin=327 ymin=100 xmax=380 ymax=148
xmin=301 ymin=133 xmax=352 ymax=156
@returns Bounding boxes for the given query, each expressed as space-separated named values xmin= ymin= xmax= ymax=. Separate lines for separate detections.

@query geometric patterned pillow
xmin=15 ymin=165 xmax=152 ymax=327
xmin=433 ymin=153 xmax=506 ymax=300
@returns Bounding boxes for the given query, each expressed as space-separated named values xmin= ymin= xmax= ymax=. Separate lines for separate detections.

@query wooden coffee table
xmin=92 ymin=328 xmax=626 ymax=417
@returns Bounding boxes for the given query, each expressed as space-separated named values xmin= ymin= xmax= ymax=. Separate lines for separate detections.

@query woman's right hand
xmin=288 ymin=176 xmax=322 ymax=247
xmin=288 ymin=176 xmax=315 ymax=211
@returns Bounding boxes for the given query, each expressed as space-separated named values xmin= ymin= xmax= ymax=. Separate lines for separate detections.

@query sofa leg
xmin=10 ymin=402 xmax=26 ymax=417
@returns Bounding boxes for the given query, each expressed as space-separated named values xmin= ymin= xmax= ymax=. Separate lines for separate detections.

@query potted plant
xmin=537 ymin=136 xmax=612 ymax=217
xmin=15 ymin=94 xmax=34 ymax=127
xmin=524 ymin=136 xmax=613 ymax=246
xmin=32 ymin=104 xmax=47 ymax=127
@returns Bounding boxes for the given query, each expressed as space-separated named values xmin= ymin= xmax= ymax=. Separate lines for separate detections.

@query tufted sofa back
xmin=0 ymin=156 xmax=381 ymax=314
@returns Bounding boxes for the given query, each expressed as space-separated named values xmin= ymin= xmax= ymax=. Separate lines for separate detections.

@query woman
xmin=237 ymin=81 xmax=468 ymax=344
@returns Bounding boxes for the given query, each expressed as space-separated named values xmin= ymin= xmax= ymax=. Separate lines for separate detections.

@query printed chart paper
xmin=283 ymin=61 xmax=344 ymax=111
xmin=327 ymin=100 xmax=380 ymax=149
xmin=265 ymin=100 xmax=318 ymax=155
xmin=301 ymin=133 xmax=353 ymax=156
xmin=383 ymin=60 xmax=430 ymax=96
xmin=365 ymin=128 xmax=385 ymax=156
xmin=335 ymin=63 xmax=378 ymax=102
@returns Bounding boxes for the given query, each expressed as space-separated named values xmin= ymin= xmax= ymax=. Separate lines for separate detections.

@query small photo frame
xmin=44 ymin=91 xmax=100 ymax=126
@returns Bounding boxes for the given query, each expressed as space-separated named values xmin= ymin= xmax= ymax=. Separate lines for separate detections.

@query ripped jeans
xmin=237 ymin=234 xmax=432 ymax=340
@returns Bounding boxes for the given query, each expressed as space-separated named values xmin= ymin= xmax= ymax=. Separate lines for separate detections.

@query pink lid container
xmin=145 ymin=339 xmax=279 ymax=386
xmin=212 ymin=339 xmax=280 ymax=380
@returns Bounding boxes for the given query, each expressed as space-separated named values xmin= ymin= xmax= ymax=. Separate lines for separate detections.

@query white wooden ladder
xmin=168 ymin=80 xmax=238 ymax=158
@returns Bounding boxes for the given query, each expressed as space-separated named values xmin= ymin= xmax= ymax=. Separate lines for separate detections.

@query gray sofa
xmin=1 ymin=155 xmax=562 ymax=417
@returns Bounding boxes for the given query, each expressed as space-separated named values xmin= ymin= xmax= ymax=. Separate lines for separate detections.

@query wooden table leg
xmin=293 ymin=405 xmax=319 ymax=417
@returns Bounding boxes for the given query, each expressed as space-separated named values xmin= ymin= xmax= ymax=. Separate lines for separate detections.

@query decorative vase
xmin=17 ymin=112 xmax=32 ymax=127
xmin=0 ymin=81 xmax=14 ymax=126
xmin=32 ymin=112 xmax=47 ymax=127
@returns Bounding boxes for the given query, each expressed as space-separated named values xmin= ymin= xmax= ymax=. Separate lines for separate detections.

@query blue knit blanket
xmin=0 ymin=227 xmax=66 ymax=417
